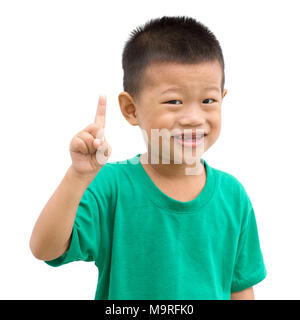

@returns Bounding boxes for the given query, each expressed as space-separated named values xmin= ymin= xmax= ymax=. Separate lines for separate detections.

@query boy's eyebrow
xmin=161 ymin=86 xmax=220 ymax=94
xmin=205 ymin=86 xmax=220 ymax=93
xmin=161 ymin=87 xmax=183 ymax=94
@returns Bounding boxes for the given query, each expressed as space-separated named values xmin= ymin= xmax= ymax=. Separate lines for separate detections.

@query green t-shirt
xmin=45 ymin=154 xmax=267 ymax=300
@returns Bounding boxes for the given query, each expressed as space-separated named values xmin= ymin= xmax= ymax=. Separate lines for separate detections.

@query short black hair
xmin=121 ymin=15 xmax=225 ymax=102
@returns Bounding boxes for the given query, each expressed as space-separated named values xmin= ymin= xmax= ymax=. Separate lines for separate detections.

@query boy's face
xmin=119 ymin=60 xmax=227 ymax=164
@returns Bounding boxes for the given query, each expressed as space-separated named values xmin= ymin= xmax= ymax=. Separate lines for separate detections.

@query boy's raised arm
xmin=29 ymin=95 xmax=112 ymax=261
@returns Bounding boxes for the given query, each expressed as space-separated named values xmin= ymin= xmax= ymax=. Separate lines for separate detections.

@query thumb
xmin=95 ymin=139 xmax=111 ymax=165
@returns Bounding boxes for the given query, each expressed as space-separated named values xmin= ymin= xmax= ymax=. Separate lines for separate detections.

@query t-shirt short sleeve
xmin=231 ymin=204 xmax=267 ymax=292
xmin=44 ymin=187 xmax=101 ymax=267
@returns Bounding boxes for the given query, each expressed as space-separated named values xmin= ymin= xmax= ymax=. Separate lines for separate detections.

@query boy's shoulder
xmin=87 ymin=154 xmax=138 ymax=189
xmin=207 ymin=162 xmax=256 ymax=229
xmin=207 ymin=161 xmax=252 ymax=206
xmin=210 ymin=164 xmax=244 ymax=187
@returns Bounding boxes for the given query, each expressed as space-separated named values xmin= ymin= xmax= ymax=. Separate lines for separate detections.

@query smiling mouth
xmin=173 ymin=133 xmax=206 ymax=147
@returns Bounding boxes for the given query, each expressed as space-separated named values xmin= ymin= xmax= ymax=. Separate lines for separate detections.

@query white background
xmin=1 ymin=0 xmax=299 ymax=300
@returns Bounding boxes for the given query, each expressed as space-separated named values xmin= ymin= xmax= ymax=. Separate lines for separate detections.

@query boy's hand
xmin=69 ymin=95 xmax=112 ymax=178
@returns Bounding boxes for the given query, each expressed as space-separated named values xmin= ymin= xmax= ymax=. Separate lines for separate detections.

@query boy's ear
xmin=118 ymin=91 xmax=139 ymax=126
xmin=222 ymin=89 xmax=228 ymax=99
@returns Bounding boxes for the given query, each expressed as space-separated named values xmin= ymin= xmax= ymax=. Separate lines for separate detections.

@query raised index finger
xmin=94 ymin=94 xmax=106 ymax=128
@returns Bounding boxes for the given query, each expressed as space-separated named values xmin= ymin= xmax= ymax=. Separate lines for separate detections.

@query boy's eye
xmin=203 ymin=99 xmax=215 ymax=104
xmin=165 ymin=100 xmax=182 ymax=105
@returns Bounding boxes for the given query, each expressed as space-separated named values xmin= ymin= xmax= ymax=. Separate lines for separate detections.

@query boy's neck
xmin=139 ymin=152 xmax=205 ymax=180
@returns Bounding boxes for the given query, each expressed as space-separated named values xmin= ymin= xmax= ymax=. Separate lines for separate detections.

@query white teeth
xmin=174 ymin=135 xmax=204 ymax=140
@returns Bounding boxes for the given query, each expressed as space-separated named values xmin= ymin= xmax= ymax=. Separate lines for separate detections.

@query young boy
xmin=30 ymin=16 xmax=266 ymax=300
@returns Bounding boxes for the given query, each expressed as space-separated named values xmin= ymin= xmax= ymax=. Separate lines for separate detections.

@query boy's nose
xmin=178 ymin=104 xmax=206 ymax=127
